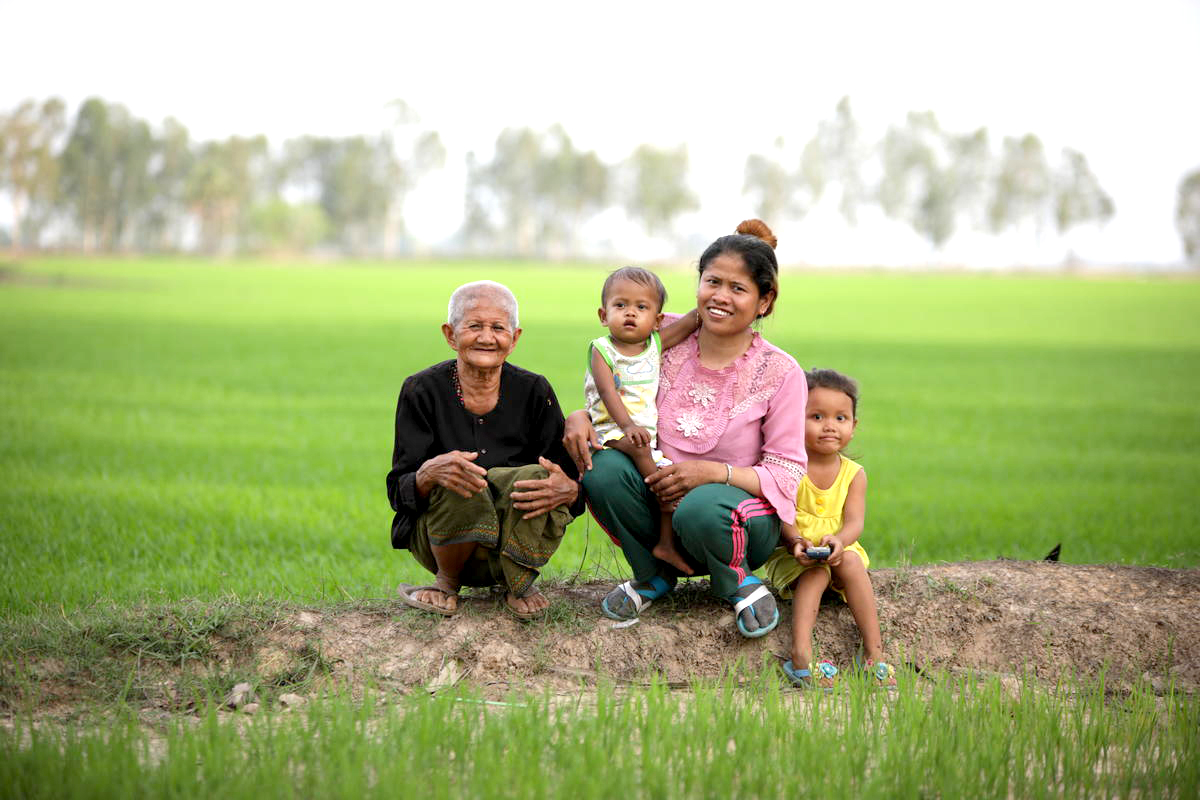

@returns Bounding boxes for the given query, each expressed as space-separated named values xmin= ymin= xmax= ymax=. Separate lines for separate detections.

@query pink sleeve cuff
xmin=753 ymin=459 xmax=802 ymax=524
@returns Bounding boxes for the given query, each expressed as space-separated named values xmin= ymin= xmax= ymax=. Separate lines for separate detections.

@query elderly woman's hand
xmin=563 ymin=410 xmax=601 ymax=473
xmin=416 ymin=451 xmax=488 ymax=498
xmin=511 ymin=457 xmax=579 ymax=519
xmin=645 ymin=460 xmax=725 ymax=505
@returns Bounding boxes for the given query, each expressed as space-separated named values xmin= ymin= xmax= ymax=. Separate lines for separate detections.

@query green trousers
xmin=409 ymin=464 xmax=571 ymax=597
xmin=582 ymin=449 xmax=780 ymax=598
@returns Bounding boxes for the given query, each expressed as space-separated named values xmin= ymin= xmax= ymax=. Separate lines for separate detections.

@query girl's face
xmin=696 ymin=252 xmax=773 ymax=336
xmin=805 ymin=387 xmax=857 ymax=456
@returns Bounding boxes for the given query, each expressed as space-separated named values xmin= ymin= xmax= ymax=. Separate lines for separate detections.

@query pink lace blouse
xmin=656 ymin=323 xmax=808 ymax=524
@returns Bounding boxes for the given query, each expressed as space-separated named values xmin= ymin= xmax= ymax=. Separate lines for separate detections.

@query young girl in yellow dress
xmin=764 ymin=369 xmax=896 ymax=688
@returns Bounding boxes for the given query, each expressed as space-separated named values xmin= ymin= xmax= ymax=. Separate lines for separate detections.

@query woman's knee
xmin=581 ymin=449 xmax=643 ymax=498
xmin=673 ymin=484 xmax=738 ymax=538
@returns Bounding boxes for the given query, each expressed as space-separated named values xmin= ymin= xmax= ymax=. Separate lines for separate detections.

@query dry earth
xmin=6 ymin=561 xmax=1199 ymax=716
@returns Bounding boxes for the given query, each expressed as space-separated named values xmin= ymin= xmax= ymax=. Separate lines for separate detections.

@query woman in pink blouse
xmin=565 ymin=220 xmax=807 ymax=638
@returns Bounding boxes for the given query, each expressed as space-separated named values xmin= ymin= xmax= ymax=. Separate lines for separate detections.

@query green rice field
xmin=2 ymin=257 xmax=1197 ymax=616
xmin=3 ymin=671 xmax=1197 ymax=798
xmin=2 ymin=257 xmax=1199 ymax=797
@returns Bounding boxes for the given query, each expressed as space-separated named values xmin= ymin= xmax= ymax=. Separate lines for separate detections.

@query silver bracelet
xmin=724 ymin=463 xmax=733 ymax=485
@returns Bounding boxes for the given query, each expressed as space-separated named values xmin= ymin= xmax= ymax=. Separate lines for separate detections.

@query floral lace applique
xmin=730 ymin=349 xmax=796 ymax=416
xmin=687 ymin=382 xmax=716 ymax=408
xmin=675 ymin=410 xmax=705 ymax=438
xmin=658 ymin=331 xmax=798 ymax=454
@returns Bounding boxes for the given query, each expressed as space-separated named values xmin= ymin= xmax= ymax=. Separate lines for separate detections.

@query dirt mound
xmin=269 ymin=561 xmax=1200 ymax=696
xmin=7 ymin=562 xmax=1198 ymax=715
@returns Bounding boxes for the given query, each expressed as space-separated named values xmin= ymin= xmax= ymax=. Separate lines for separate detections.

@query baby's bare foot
xmin=652 ymin=542 xmax=694 ymax=575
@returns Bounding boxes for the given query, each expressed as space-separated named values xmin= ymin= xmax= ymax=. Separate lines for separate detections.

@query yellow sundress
xmin=763 ymin=455 xmax=869 ymax=600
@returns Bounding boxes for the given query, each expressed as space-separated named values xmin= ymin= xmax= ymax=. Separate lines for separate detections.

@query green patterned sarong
xmin=410 ymin=464 xmax=572 ymax=597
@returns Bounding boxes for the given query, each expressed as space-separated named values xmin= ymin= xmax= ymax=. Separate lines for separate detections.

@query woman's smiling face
xmin=696 ymin=252 xmax=772 ymax=335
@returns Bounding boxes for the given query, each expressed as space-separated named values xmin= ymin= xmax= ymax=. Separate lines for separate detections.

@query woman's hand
xmin=822 ymin=535 xmax=846 ymax=567
xmin=416 ymin=451 xmax=488 ymax=498
xmin=511 ymin=457 xmax=580 ymax=519
xmin=645 ymin=460 xmax=723 ymax=505
xmin=563 ymin=410 xmax=601 ymax=473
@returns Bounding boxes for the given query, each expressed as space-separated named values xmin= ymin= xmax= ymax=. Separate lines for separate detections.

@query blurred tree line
xmin=0 ymin=97 xmax=445 ymax=256
xmin=4 ymin=94 xmax=1192 ymax=263
xmin=0 ymin=96 xmax=702 ymax=258
xmin=743 ymin=97 xmax=1121 ymax=255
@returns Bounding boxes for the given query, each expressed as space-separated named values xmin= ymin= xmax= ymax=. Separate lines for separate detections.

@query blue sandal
xmin=601 ymin=575 xmax=674 ymax=621
xmin=852 ymin=653 xmax=898 ymax=687
xmin=728 ymin=576 xmax=779 ymax=638
xmin=782 ymin=659 xmax=838 ymax=690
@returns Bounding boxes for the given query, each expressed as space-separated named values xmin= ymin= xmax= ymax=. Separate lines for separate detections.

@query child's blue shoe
xmin=782 ymin=659 xmax=838 ymax=690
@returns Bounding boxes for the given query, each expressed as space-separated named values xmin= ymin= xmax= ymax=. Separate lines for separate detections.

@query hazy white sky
xmin=4 ymin=0 xmax=1199 ymax=265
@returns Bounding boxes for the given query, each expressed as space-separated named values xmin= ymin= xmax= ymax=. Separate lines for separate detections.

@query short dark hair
xmin=601 ymin=266 xmax=667 ymax=310
xmin=806 ymin=368 xmax=860 ymax=417
xmin=697 ymin=219 xmax=779 ymax=317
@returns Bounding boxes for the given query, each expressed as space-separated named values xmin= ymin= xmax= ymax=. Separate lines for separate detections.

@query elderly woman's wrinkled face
xmin=442 ymin=297 xmax=521 ymax=372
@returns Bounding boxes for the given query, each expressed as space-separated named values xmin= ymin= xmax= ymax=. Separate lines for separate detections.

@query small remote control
xmin=805 ymin=546 xmax=831 ymax=560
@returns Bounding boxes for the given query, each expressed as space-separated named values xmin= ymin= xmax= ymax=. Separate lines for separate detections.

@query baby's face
xmin=599 ymin=279 xmax=663 ymax=345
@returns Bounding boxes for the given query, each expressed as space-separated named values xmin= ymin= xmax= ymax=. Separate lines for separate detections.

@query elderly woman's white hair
xmin=447 ymin=280 xmax=519 ymax=329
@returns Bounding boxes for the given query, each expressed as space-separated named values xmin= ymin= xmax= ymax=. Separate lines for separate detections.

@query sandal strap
xmin=618 ymin=581 xmax=647 ymax=612
xmin=733 ymin=584 xmax=771 ymax=615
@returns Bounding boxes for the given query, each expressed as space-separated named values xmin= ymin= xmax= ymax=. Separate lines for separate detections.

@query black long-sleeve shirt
xmin=386 ymin=359 xmax=583 ymax=549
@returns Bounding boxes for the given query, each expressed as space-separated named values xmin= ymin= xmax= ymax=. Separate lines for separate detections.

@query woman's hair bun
xmin=735 ymin=219 xmax=777 ymax=249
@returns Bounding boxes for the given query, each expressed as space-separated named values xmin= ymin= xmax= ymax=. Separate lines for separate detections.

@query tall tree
xmin=944 ymin=127 xmax=992 ymax=231
xmin=280 ymin=133 xmax=421 ymax=255
xmin=0 ymin=97 xmax=65 ymax=250
xmin=463 ymin=126 xmax=609 ymax=256
xmin=792 ymin=97 xmax=867 ymax=223
xmin=877 ymin=111 xmax=958 ymax=248
xmin=1177 ymin=168 xmax=1200 ymax=268
xmin=534 ymin=124 xmax=608 ymax=255
xmin=57 ymin=98 xmax=112 ymax=250
xmin=142 ymin=117 xmax=194 ymax=251
xmin=988 ymin=134 xmax=1052 ymax=236
xmin=58 ymin=98 xmax=156 ymax=250
xmin=460 ymin=151 xmax=495 ymax=253
xmin=743 ymin=137 xmax=795 ymax=223
xmin=1052 ymin=147 xmax=1114 ymax=235
xmin=185 ymin=135 xmax=269 ymax=254
xmin=622 ymin=143 xmax=697 ymax=241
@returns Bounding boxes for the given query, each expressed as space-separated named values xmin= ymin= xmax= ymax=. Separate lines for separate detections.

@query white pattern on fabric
xmin=658 ymin=333 xmax=793 ymax=454
xmin=687 ymin=382 xmax=716 ymax=408
xmin=675 ymin=411 xmax=705 ymax=438
xmin=761 ymin=452 xmax=804 ymax=502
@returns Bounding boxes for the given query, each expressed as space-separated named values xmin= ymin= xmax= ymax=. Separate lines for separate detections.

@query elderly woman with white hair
xmin=387 ymin=280 xmax=583 ymax=618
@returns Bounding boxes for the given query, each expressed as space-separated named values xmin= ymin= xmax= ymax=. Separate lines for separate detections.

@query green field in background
xmin=1 ymin=257 xmax=1198 ymax=615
